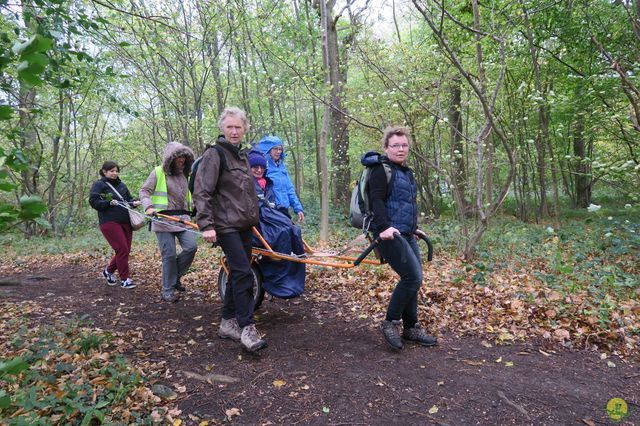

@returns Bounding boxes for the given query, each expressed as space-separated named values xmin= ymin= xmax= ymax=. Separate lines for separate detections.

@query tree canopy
xmin=0 ymin=0 xmax=637 ymax=258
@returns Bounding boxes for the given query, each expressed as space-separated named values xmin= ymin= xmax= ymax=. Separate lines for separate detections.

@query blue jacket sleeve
xmin=283 ymin=168 xmax=304 ymax=213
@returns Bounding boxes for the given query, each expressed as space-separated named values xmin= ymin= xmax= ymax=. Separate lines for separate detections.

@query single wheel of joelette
xmin=217 ymin=262 xmax=265 ymax=311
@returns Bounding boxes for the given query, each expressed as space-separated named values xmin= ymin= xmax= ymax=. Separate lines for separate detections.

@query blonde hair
xmin=381 ymin=126 xmax=412 ymax=148
xmin=218 ymin=107 xmax=250 ymax=132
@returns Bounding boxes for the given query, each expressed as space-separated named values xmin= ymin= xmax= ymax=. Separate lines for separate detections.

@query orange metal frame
xmin=154 ymin=213 xmax=384 ymax=274
xmin=218 ymin=227 xmax=384 ymax=274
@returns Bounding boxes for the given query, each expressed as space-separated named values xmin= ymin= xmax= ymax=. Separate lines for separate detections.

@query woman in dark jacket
xmin=367 ymin=127 xmax=437 ymax=350
xmin=193 ymin=107 xmax=265 ymax=352
xmin=89 ymin=161 xmax=141 ymax=289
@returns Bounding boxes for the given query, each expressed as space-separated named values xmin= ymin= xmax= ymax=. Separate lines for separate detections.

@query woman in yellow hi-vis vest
xmin=140 ymin=142 xmax=197 ymax=303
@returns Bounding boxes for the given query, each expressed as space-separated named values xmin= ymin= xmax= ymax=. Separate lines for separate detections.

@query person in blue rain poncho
xmin=256 ymin=136 xmax=305 ymax=223
xmin=248 ymin=150 xmax=305 ymax=299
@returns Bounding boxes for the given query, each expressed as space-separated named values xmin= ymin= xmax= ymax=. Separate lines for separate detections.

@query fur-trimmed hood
xmin=162 ymin=141 xmax=195 ymax=177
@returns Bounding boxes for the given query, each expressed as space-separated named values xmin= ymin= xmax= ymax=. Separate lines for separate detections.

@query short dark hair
xmin=381 ymin=126 xmax=412 ymax=148
xmin=99 ymin=161 xmax=119 ymax=176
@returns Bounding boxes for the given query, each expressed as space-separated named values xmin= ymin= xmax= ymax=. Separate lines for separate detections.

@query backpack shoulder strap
xmin=211 ymin=144 xmax=227 ymax=180
xmin=381 ymin=162 xmax=393 ymax=184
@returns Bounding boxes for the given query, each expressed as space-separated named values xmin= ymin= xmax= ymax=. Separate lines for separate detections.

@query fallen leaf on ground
xmin=225 ymin=408 xmax=241 ymax=418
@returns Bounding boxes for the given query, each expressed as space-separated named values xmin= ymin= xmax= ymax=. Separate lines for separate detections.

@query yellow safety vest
xmin=150 ymin=166 xmax=192 ymax=211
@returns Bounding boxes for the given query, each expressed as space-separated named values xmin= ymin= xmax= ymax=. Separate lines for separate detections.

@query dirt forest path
xmin=1 ymin=262 xmax=638 ymax=425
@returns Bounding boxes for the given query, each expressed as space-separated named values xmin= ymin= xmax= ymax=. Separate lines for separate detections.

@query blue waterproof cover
xmin=253 ymin=205 xmax=306 ymax=298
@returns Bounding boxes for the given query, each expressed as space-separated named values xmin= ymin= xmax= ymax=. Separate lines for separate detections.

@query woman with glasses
xmin=256 ymin=136 xmax=305 ymax=223
xmin=367 ymin=126 xmax=438 ymax=350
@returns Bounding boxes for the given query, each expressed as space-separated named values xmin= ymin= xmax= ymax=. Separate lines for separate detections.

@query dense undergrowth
xmin=0 ymin=304 xmax=170 ymax=425
xmin=1 ymin=202 xmax=638 ymax=329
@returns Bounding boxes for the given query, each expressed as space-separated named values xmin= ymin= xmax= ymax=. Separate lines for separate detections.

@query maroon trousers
xmin=99 ymin=221 xmax=133 ymax=280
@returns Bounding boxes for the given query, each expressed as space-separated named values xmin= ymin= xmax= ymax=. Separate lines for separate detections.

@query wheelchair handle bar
xmin=353 ymin=231 xmax=433 ymax=266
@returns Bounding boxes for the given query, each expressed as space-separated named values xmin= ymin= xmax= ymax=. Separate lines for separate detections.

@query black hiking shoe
xmin=402 ymin=322 xmax=438 ymax=347
xmin=120 ymin=278 xmax=136 ymax=289
xmin=380 ymin=320 xmax=403 ymax=349
xmin=174 ymin=282 xmax=186 ymax=292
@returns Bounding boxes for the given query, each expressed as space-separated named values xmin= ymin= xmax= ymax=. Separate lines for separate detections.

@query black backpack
xmin=349 ymin=151 xmax=392 ymax=232
xmin=189 ymin=144 xmax=227 ymax=195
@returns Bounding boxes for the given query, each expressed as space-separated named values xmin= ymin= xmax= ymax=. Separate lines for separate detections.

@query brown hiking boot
xmin=217 ymin=318 xmax=242 ymax=341
xmin=240 ymin=324 xmax=267 ymax=352
xmin=402 ymin=322 xmax=438 ymax=347
xmin=380 ymin=320 xmax=403 ymax=349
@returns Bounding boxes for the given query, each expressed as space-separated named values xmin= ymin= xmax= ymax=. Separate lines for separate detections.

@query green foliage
xmin=0 ymin=317 xmax=151 ymax=425
xmin=0 ymin=147 xmax=48 ymax=231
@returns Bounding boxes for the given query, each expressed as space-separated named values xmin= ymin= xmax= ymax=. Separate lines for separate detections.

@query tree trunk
xmin=211 ymin=30 xmax=225 ymax=120
xmin=18 ymin=83 xmax=38 ymax=236
xmin=573 ymin=116 xmax=592 ymax=208
xmin=522 ymin=3 xmax=550 ymax=218
xmin=327 ymin=10 xmax=350 ymax=208
xmin=449 ymin=77 xmax=471 ymax=217
xmin=47 ymin=90 xmax=66 ymax=234
xmin=318 ymin=0 xmax=331 ymax=242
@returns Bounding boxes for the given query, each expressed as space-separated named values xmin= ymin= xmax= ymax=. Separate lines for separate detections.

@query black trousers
xmin=377 ymin=234 xmax=423 ymax=329
xmin=218 ymin=228 xmax=255 ymax=328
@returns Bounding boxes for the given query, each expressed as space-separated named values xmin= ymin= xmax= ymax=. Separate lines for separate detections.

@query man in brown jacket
xmin=193 ymin=107 xmax=266 ymax=352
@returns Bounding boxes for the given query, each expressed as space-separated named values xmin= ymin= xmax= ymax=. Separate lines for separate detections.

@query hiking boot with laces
xmin=218 ymin=318 xmax=242 ymax=341
xmin=402 ymin=322 xmax=438 ymax=347
xmin=120 ymin=278 xmax=136 ymax=289
xmin=240 ymin=324 xmax=267 ymax=352
xmin=380 ymin=320 xmax=403 ymax=350
xmin=102 ymin=269 xmax=117 ymax=286
xmin=161 ymin=293 xmax=180 ymax=303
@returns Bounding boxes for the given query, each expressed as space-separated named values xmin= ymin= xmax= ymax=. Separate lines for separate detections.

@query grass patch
xmin=0 ymin=227 xmax=157 ymax=259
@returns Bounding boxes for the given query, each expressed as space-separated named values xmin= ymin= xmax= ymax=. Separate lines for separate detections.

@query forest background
xmin=0 ymin=0 xmax=638 ymax=423
xmin=0 ymin=0 xmax=639 ymax=333
xmin=1 ymin=0 xmax=639 ymax=330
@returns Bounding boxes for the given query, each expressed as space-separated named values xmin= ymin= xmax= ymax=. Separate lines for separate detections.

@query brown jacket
xmin=193 ymin=137 xmax=259 ymax=234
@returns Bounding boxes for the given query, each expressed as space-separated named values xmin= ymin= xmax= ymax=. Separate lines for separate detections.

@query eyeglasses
xmin=388 ymin=144 xmax=410 ymax=150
